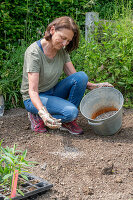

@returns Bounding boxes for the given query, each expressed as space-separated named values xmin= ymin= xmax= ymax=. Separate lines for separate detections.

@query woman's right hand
xmin=38 ymin=106 xmax=62 ymax=129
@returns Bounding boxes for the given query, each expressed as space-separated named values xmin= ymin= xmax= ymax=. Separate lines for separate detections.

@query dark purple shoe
xmin=28 ymin=112 xmax=47 ymax=133
xmin=60 ymin=119 xmax=83 ymax=135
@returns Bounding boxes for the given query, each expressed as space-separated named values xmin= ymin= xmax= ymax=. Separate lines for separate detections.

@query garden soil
xmin=0 ymin=107 xmax=133 ymax=200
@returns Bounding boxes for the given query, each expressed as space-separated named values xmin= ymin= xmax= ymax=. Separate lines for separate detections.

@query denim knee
xmin=62 ymin=105 xmax=78 ymax=122
xmin=76 ymin=71 xmax=88 ymax=85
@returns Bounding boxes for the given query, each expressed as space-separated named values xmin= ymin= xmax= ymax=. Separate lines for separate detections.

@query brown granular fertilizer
xmin=95 ymin=111 xmax=117 ymax=120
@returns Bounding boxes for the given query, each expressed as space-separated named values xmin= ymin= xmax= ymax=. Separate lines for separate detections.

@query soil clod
xmin=101 ymin=163 xmax=114 ymax=175
xmin=115 ymin=177 xmax=123 ymax=183
xmin=128 ymin=167 xmax=133 ymax=172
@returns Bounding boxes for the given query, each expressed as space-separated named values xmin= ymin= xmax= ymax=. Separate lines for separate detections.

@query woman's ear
xmin=50 ymin=26 xmax=55 ymax=35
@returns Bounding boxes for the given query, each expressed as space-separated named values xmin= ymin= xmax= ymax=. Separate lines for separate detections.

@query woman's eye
xmin=60 ymin=36 xmax=71 ymax=43
xmin=61 ymin=36 xmax=66 ymax=40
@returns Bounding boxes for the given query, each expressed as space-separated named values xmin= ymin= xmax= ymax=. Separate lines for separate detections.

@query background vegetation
xmin=0 ymin=0 xmax=133 ymax=109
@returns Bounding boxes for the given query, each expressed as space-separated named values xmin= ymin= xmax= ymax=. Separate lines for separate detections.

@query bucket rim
xmin=80 ymin=87 xmax=124 ymax=121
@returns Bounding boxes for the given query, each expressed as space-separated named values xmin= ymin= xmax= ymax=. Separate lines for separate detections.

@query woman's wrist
xmin=87 ymin=82 xmax=97 ymax=90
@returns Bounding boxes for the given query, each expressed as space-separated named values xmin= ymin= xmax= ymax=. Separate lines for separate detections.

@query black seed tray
xmin=0 ymin=173 xmax=53 ymax=200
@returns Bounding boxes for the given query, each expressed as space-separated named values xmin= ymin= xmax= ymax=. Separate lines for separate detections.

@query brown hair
xmin=44 ymin=16 xmax=80 ymax=53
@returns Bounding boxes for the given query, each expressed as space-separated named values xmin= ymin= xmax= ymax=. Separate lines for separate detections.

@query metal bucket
xmin=80 ymin=87 xmax=124 ymax=136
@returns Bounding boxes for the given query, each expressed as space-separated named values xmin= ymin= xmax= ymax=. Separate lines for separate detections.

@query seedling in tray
xmin=0 ymin=173 xmax=53 ymax=200
xmin=0 ymin=140 xmax=36 ymax=198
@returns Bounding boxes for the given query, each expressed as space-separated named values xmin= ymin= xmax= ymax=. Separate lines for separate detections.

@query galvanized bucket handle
xmin=88 ymin=120 xmax=104 ymax=126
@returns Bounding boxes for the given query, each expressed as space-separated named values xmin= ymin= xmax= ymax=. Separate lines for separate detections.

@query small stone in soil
xmin=101 ymin=163 xmax=114 ymax=175
xmin=83 ymin=187 xmax=94 ymax=195
xmin=95 ymin=111 xmax=117 ymax=120
xmin=115 ymin=177 xmax=123 ymax=183
xmin=128 ymin=167 xmax=133 ymax=172
xmin=129 ymin=191 xmax=133 ymax=195
xmin=24 ymin=125 xmax=30 ymax=130
xmin=0 ymin=121 xmax=3 ymax=128
xmin=40 ymin=162 xmax=47 ymax=170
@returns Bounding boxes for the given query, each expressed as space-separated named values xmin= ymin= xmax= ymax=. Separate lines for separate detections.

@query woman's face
xmin=50 ymin=27 xmax=74 ymax=50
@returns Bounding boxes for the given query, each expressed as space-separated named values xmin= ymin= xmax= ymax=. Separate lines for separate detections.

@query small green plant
xmin=0 ymin=140 xmax=36 ymax=196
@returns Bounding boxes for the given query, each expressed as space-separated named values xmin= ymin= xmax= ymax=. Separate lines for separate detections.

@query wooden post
xmin=85 ymin=12 xmax=99 ymax=41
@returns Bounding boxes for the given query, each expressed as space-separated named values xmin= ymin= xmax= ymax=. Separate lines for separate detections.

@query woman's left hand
xmin=95 ymin=82 xmax=113 ymax=88
xmin=87 ymin=82 xmax=113 ymax=90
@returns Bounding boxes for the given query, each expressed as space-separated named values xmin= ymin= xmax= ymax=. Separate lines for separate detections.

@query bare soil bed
xmin=0 ymin=107 xmax=133 ymax=200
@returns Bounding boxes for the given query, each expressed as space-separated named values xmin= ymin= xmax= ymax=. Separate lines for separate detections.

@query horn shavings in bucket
xmin=94 ymin=111 xmax=117 ymax=120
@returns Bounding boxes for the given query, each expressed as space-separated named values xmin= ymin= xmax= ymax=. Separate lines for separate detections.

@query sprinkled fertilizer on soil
xmin=50 ymin=149 xmax=85 ymax=159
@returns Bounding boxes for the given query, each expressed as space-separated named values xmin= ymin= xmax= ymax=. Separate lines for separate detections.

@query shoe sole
xmin=60 ymin=127 xmax=83 ymax=135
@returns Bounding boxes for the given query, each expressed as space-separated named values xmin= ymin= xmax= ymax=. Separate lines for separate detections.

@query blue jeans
xmin=24 ymin=71 xmax=88 ymax=122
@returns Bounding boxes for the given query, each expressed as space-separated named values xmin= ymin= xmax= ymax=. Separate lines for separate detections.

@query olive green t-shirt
xmin=20 ymin=41 xmax=71 ymax=101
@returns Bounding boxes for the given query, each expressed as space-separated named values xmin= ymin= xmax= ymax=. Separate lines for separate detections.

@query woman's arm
xmin=63 ymin=62 xmax=113 ymax=90
xmin=63 ymin=61 xmax=76 ymax=75
xmin=63 ymin=62 xmax=97 ymax=89
xmin=28 ymin=72 xmax=62 ymax=129
xmin=28 ymin=72 xmax=43 ymax=111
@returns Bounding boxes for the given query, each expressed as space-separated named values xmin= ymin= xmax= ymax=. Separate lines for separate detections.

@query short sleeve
xmin=24 ymin=49 xmax=41 ymax=73
xmin=63 ymin=49 xmax=71 ymax=64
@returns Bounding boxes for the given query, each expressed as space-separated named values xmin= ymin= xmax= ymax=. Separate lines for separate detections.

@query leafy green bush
xmin=0 ymin=15 xmax=132 ymax=109
xmin=0 ymin=41 xmax=27 ymax=109
xmin=0 ymin=0 xmax=88 ymax=48
xmin=0 ymin=1 xmax=132 ymax=108
xmin=71 ymin=14 xmax=133 ymax=108
xmin=1 ymin=0 xmax=132 ymax=49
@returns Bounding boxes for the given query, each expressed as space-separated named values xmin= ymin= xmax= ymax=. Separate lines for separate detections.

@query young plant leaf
xmin=3 ymin=173 xmax=12 ymax=180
